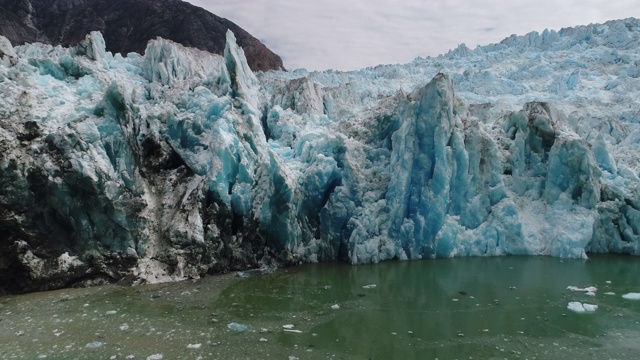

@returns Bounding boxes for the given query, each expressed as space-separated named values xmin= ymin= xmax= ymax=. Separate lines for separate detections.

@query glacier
xmin=1 ymin=18 xmax=639 ymax=293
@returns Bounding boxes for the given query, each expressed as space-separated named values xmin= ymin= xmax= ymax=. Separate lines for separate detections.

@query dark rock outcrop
xmin=0 ymin=0 xmax=284 ymax=72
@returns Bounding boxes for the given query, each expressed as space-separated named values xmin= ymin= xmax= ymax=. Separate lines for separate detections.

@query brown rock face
xmin=0 ymin=0 xmax=284 ymax=72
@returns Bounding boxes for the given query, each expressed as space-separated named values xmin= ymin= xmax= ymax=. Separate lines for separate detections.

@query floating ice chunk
xmin=119 ymin=323 xmax=129 ymax=331
xmin=362 ymin=284 xmax=377 ymax=289
xmin=604 ymin=292 xmax=615 ymax=295
xmin=259 ymin=337 xmax=268 ymax=342
xmin=567 ymin=302 xmax=598 ymax=313
xmin=283 ymin=329 xmax=303 ymax=334
xmin=330 ymin=304 xmax=340 ymax=310
xmin=585 ymin=291 xmax=596 ymax=297
xmin=282 ymin=324 xmax=295 ymax=329
xmin=186 ymin=343 xmax=201 ymax=349
xmin=227 ymin=322 xmax=247 ymax=332
xmin=106 ymin=310 xmax=117 ymax=315
xmin=622 ymin=293 xmax=640 ymax=300
xmin=566 ymin=286 xmax=597 ymax=293
xmin=147 ymin=355 xmax=163 ymax=360
xmin=567 ymin=302 xmax=585 ymax=313
xmin=85 ymin=341 xmax=103 ymax=349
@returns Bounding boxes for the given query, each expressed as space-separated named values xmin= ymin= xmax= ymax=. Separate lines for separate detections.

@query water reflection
xmin=1 ymin=255 xmax=639 ymax=359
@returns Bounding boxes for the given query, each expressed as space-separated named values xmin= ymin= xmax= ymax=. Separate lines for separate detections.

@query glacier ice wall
xmin=1 ymin=19 xmax=640 ymax=293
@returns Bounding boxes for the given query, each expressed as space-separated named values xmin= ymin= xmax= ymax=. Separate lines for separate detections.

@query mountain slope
xmin=0 ymin=0 xmax=284 ymax=71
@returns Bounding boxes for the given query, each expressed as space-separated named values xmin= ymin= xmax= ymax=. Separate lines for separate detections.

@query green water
xmin=1 ymin=255 xmax=640 ymax=359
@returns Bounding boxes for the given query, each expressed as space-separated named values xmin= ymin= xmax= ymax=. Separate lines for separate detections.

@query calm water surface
xmin=1 ymin=255 xmax=640 ymax=359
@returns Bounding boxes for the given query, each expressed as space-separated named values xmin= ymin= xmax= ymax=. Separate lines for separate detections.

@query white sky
xmin=186 ymin=0 xmax=640 ymax=71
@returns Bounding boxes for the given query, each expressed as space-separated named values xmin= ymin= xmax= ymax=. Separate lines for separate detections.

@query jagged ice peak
xmin=0 ymin=18 xmax=639 ymax=293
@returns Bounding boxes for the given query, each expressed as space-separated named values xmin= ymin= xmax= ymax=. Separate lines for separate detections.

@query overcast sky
xmin=186 ymin=0 xmax=640 ymax=71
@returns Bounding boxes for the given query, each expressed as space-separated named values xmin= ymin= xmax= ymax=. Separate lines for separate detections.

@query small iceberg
xmin=622 ymin=293 xmax=640 ymax=300
xmin=282 ymin=324 xmax=301 ymax=333
xmin=567 ymin=286 xmax=597 ymax=293
xmin=85 ymin=341 xmax=103 ymax=349
xmin=227 ymin=322 xmax=247 ymax=332
xmin=567 ymin=286 xmax=597 ymax=296
xmin=567 ymin=302 xmax=598 ymax=313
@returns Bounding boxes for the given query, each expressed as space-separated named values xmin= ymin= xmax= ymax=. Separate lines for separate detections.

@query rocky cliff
xmin=0 ymin=0 xmax=284 ymax=72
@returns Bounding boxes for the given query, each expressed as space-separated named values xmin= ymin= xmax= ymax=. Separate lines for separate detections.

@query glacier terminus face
xmin=1 ymin=19 xmax=639 ymax=293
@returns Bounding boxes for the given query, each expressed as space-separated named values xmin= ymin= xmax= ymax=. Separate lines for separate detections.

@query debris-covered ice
xmin=85 ymin=341 xmax=103 ymax=349
xmin=227 ymin=322 xmax=247 ymax=332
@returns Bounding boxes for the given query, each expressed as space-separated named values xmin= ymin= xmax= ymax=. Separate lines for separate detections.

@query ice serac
xmin=348 ymin=76 xmax=601 ymax=262
xmin=386 ymin=74 xmax=466 ymax=259
xmin=1 ymin=17 xmax=640 ymax=294
xmin=74 ymin=31 xmax=106 ymax=62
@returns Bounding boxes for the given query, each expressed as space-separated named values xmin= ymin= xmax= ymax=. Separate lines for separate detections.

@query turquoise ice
xmin=1 ymin=19 xmax=639 ymax=291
